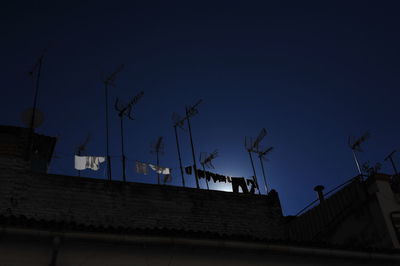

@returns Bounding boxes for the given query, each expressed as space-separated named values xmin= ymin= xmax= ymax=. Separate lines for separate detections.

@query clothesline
xmin=52 ymin=153 xmax=261 ymax=194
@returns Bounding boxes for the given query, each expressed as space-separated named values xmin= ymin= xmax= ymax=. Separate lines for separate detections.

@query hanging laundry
xmin=74 ymin=155 xmax=106 ymax=171
xmin=211 ymin=173 xmax=218 ymax=183
xmin=149 ymin=164 xmax=171 ymax=175
xmin=206 ymin=171 xmax=214 ymax=182
xmin=185 ymin=166 xmax=192 ymax=175
xmin=163 ymin=174 xmax=172 ymax=183
xmin=231 ymin=177 xmax=249 ymax=193
xmin=246 ymin=179 xmax=256 ymax=194
xmin=215 ymin=174 xmax=226 ymax=183
xmin=135 ymin=161 xmax=148 ymax=175
xmin=197 ymin=169 xmax=205 ymax=179
xmin=251 ymin=176 xmax=260 ymax=190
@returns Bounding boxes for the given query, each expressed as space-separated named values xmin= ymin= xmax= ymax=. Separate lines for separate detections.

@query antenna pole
xmin=78 ymin=149 xmax=81 ymax=177
xmin=352 ymin=149 xmax=362 ymax=176
xmin=120 ymin=116 xmax=126 ymax=182
xmin=201 ymin=163 xmax=209 ymax=190
xmin=258 ymin=155 xmax=269 ymax=194
xmin=186 ymin=107 xmax=200 ymax=189
xmin=385 ymin=150 xmax=399 ymax=176
xmin=30 ymin=55 xmax=43 ymax=132
xmin=173 ymin=125 xmax=185 ymax=187
xmin=104 ymin=83 xmax=112 ymax=181
xmin=156 ymin=149 xmax=160 ymax=185
xmin=26 ymin=53 xmax=44 ymax=161
xmin=248 ymin=150 xmax=260 ymax=195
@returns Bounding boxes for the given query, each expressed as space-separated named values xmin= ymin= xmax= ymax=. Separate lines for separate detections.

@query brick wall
xmin=0 ymin=168 xmax=284 ymax=240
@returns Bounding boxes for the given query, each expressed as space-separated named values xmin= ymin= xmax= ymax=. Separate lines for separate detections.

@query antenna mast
xmin=103 ymin=64 xmax=124 ymax=181
xmin=172 ymin=113 xmax=186 ymax=187
xmin=385 ymin=150 xmax=398 ymax=177
xmin=115 ymin=90 xmax=144 ymax=182
xmin=348 ymin=132 xmax=370 ymax=177
xmin=245 ymin=128 xmax=267 ymax=195
xmin=26 ymin=50 xmax=46 ymax=160
xmin=151 ymin=136 xmax=164 ymax=184
xmin=185 ymin=99 xmax=202 ymax=189
xmin=200 ymin=150 xmax=218 ymax=190
xmin=76 ymin=134 xmax=91 ymax=177
xmin=255 ymin=146 xmax=273 ymax=193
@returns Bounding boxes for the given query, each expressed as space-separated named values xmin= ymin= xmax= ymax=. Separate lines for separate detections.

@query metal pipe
xmin=173 ymin=125 xmax=185 ymax=187
xmin=258 ymin=156 xmax=269 ymax=194
xmin=105 ymin=83 xmax=112 ymax=181
xmin=156 ymin=150 xmax=160 ymax=185
xmin=314 ymin=185 xmax=325 ymax=203
xmin=352 ymin=149 xmax=361 ymax=176
xmin=120 ymin=117 xmax=126 ymax=182
xmin=186 ymin=107 xmax=199 ymax=189
xmin=202 ymin=163 xmax=209 ymax=190
xmin=26 ymin=55 xmax=44 ymax=161
xmin=248 ymin=151 xmax=260 ymax=195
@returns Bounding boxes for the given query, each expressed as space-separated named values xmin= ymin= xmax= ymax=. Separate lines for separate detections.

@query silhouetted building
xmin=1 ymin=125 xmax=400 ymax=265
xmin=287 ymin=174 xmax=400 ymax=249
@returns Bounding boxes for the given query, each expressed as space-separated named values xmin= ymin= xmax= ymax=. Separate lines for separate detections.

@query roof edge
xmin=2 ymin=226 xmax=400 ymax=261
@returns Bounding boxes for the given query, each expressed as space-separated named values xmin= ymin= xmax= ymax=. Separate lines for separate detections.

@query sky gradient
xmin=1 ymin=1 xmax=400 ymax=215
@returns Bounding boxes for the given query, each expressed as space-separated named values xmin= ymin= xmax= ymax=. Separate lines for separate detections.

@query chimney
xmin=314 ymin=185 xmax=325 ymax=203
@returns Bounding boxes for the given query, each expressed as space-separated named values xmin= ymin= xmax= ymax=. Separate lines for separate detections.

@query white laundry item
xmin=135 ymin=161 xmax=148 ymax=175
xmin=148 ymin=164 xmax=171 ymax=175
xmin=75 ymin=155 xmax=106 ymax=171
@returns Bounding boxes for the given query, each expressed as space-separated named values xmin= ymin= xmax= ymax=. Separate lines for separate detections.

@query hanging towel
xmin=231 ymin=177 xmax=249 ymax=193
xmin=197 ymin=169 xmax=205 ymax=179
xmin=185 ymin=166 xmax=192 ymax=175
xmin=246 ymin=179 xmax=256 ymax=194
xmin=163 ymin=174 xmax=172 ymax=183
xmin=135 ymin=161 xmax=148 ymax=175
xmin=149 ymin=164 xmax=171 ymax=175
xmin=75 ymin=155 xmax=105 ymax=171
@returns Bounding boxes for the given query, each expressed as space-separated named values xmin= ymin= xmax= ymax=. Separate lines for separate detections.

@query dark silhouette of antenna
xmin=103 ymin=64 xmax=124 ymax=181
xmin=150 ymin=136 xmax=164 ymax=185
xmin=385 ymin=150 xmax=398 ymax=177
xmin=25 ymin=50 xmax=47 ymax=160
xmin=185 ymin=99 xmax=202 ymax=189
xmin=255 ymin=146 xmax=273 ymax=193
xmin=172 ymin=113 xmax=186 ymax=187
xmin=199 ymin=149 xmax=218 ymax=190
xmin=245 ymin=128 xmax=267 ymax=195
xmin=348 ymin=132 xmax=370 ymax=176
xmin=75 ymin=134 xmax=91 ymax=177
xmin=115 ymin=90 xmax=144 ymax=182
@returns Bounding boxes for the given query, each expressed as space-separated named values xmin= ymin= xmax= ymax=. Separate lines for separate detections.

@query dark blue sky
xmin=1 ymin=1 xmax=400 ymax=215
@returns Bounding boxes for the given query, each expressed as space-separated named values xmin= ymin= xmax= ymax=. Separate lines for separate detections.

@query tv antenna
xmin=384 ymin=150 xmax=398 ymax=177
xmin=245 ymin=128 xmax=267 ymax=195
xmin=115 ymin=90 xmax=144 ymax=182
xmin=348 ymin=132 xmax=370 ymax=176
xmin=150 ymin=136 xmax=165 ymax=185
xmin=185 ymin=99 xmax=202 ymax=189
xmin=199 ymin=149 xmax=218 ymax=190
xmin=103 ymin=64 xmax=124 ymax=181
xmin=172 ymin=112 xmax=186 ymax=187
xmin=75 ymin=134 xmax=91 ymax=177
xmin=255 ymin=146 xmax=274 ymax=193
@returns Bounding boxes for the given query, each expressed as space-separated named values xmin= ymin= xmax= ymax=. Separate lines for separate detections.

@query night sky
xmin=1 ymin=1 xmax=400 ymax=215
